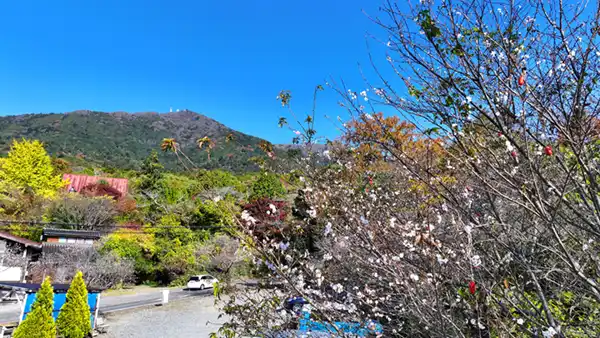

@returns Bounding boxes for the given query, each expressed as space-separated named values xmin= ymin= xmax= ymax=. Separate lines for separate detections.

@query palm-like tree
xmin=161 ymin=138 xmax=177 ymax=152
xmin=161 ymin=138 xmax=195 ymax=170
xmin=197 ymin=136 xmax=216 ymax=161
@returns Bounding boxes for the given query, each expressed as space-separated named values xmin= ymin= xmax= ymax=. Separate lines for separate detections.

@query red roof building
xmin=62 ymin=174 xmax=129 ymax=196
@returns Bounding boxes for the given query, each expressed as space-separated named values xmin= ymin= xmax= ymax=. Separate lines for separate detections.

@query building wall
xmin=0 ymin=267 xmax=22 ymax=281
xmin=0 ymin=239 xmax=26 ymax=281
xmin=45 ymin=237 xmax=94 ymax=244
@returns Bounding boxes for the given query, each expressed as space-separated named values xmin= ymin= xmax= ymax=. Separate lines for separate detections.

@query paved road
xmin=99 ymin=288 xmax=212 ymax=314
xmin=0 ymin=288 xmax=213 ymax=325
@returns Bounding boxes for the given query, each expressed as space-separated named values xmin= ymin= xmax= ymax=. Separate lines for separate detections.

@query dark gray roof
xmin=0 ymin=231 xmax=42 ymax=249
xmin=42 ymin=242 xmax=95 ymax=254
xmin=42 ymin=228 xmax=101 ymax=240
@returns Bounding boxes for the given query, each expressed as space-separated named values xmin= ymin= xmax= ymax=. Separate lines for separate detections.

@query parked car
xmin=186 ymin=275 xmax=218 ymax=290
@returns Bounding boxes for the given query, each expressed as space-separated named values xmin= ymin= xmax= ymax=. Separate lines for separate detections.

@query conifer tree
xmin=57 ymin=271 xmax=91 ymax=338
xmin=13 ymin=276 xmax=56 ymax=338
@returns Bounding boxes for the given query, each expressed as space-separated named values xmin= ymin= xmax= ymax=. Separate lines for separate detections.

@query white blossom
xmin=542 ymin=327 xmax=557 ymax=338
xmin=331 ymin=283 xmax=344 ymax=293
xmin=471 ymin=255 xmax=482 ymax=268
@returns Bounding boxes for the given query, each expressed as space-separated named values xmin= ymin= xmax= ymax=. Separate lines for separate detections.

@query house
xmin=62 ymin=173 xmax=129 ymax=198
xmin=0 ymin=232 xmax=42 ymax=282
xmin=41 ymin=228 xmax=101 ymax=254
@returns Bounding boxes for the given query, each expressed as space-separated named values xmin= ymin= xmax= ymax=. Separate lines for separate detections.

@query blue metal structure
xmin=277 ymin=296 xmax=383 ymax=337
xmin=22 ymin=291 xmax=101 ymax=328
xmin=0 ymin=282 xmax=102 ymax=329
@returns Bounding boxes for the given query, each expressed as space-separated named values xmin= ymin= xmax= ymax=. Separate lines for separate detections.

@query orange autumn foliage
xmin=343 ymin=112 xmax=446 ymax=165
xmin=342 ymin=112 xmax=455 ymax=206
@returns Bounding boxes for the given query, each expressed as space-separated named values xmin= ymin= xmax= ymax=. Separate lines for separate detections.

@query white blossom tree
xmin=214 ymin=1 xmax=600 ymax=337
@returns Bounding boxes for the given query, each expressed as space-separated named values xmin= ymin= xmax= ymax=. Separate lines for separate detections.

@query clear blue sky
xmin=0 ymin=0 xmax=392 ymax=144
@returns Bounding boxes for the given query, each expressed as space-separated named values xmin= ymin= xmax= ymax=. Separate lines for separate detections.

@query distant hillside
xmin=0 ymin=110 xmax=275 ymax=171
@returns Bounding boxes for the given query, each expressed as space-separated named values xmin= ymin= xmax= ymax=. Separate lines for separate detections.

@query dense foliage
xmin=13 ymin=277 xmax=56 ymax=338
xmin=57 ymin=271 xmax=91 ymax=338
xmin=0 ymin=139 xmax=65 ymax=197
xmin=249 ymin=172 xmax=286 ymax=201
xmin=0 ymin=110 xmax=291 ymax=172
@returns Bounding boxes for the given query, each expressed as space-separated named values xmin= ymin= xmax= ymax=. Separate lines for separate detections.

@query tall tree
xmin=0 ymin=139 xmax=65 ymax=197
xmin=139 ymin=150 xmax=164 ymax=190
xmin=197 ymin=136 xmax=215 ymax=161
xmin=13 ymin=276 xmax=56 ymax=338
xmin=161 ymin=138 xmax=196 ymax=170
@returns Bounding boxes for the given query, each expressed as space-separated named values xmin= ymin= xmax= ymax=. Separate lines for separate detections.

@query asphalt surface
xmin=0 ymin=288 xmax=213 ymax=325
xmin=100 ymin=294 xmax=224 ymax=337
xmin=99 ymin=288 xmax=212 ymax=314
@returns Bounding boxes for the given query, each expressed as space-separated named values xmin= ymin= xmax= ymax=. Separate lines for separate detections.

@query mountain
xmin=0 ymin=110 xmax=275 ymax=172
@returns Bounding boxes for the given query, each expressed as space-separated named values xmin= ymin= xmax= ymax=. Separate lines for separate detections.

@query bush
xmin=45 ymin=195 xmax=116 ymax=230
xmin=158 ymin=173 xmax=196 ymax=205
xmin=249 ymin=172 xmax=286 ymax=201
xmin=80 ymin=182 xmax=122 ymax=200
xmin=100 ymin=230 xmax=156 ymax=282
xmin=241 ymin=198 xmax=288 ymax=240
xmin=13 ymin=276 xmax=56 ymax=338
xmin=30 ymin=246 xmax=135 ymax=289
xmin=151 ymin=215 xmax=198 ymax=284
xmin=196 ymin=234 xmax=248 ymax=278
xmin=57 ymin=271 xmax=91 ymax=338
xmin=190 ymin=200 xmax=238 ymax=229
xmin=195 ymin=169 xmax=246 ymax=192
xmin=116 ymin=197 xmax=137 ymax=213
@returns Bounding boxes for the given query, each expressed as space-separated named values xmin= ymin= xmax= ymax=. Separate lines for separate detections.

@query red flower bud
xmin=498 ymin=132 xmax=503 ymax=137
xmin=469 ymin=281 xmax=476 ymax=295
xmin=544 ymin=145 xmax=553 ymax=156
xmin=511 ymin=150 xmax=518 ymax=158
xmin=518 ymin=75 xmax=525 ymax=86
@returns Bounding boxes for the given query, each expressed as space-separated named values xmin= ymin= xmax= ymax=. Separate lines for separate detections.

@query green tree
xmin=249 ymin=172 xmax=286 ymax=201
xmin=0 ymin=139 xmax=65 ymax=197
xmin=195 ymin=169 xmax=245 ymax=192
xmin=13 ymin=277 xmax=56 ymax=338
xmin=192 ymin=200 xmax=237 ymax=229
xmin=57 ymin=271 xmax=91 ymax=338
xmin=152 ymin=215 xmax=198 ymax=284
xmin=101 ymin=230 xmax=156 ymax=282
xmin=139 ymin=150 xmax=164 ymax=190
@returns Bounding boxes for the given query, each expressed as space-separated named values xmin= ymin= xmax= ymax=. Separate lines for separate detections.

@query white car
xmin=186 ymin=275 xmax=218 ymax=290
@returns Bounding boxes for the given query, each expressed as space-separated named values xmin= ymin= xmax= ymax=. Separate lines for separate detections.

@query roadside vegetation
xmin=0 ymin=137 xmax=301 ymax=289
